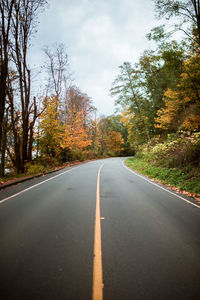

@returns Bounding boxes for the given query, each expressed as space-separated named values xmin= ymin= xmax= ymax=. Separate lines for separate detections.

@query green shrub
xmin=106 ymin=151 xmax=115 ymax=157
xmin=71 ymin=149 xmax=85 ymax=161
xmin=126 ymin=157 xmax=200 ymax=194
xmin=25 ymin=162 xmax=45 ymax=175
xmin=136 ymin=133 xmax=200 ymax=169
xmin=84 ymin=150 xmax=98 ymax=160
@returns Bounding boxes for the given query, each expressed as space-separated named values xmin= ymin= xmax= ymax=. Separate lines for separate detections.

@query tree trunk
xmin=0 ymin=61 xmax=8 ymax=151
xmin=0 ymin=112 xmax=8 ymax=177
xmin=0 ymin=0 xmax=14 ymax=149
xmin=28 ymin=125 xmax=34 ymax=162
xmin=8 ymin=85 xmax=23 ymax=174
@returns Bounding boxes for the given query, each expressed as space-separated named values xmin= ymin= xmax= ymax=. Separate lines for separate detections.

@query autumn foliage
xmin=40 ymin=96 xmax=92 ymax=158
xmin=40 ymin=96 xmax=63 ymax=157
xmin=106 ymin=131 xmax=124 ymax=154
xmin=155 ymin=52 xmax=200 ymax=132
xmin=61 ymin=108 xmax=92 ymax=150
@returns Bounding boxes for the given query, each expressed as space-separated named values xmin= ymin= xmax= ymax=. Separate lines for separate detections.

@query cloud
xmin=29 ymin=0 xmax=157 ymax=115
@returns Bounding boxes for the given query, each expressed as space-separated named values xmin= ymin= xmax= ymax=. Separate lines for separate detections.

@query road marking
xmin=122 ymin=160 xmax=200 ymax=209
xmin=0 ymin=167 xmax=78 ymax=205
xmin=92 ymin=163 xmax=104 ymax=300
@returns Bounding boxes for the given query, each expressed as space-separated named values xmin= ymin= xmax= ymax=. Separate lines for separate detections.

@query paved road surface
xmin=0 ymin=158 xmax=200 ymax=299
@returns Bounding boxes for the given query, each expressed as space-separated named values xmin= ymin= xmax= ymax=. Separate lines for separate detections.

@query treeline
xmin=111 ymin=0 xmax=200 ymax=149
xmin=0 ymin=0 xmax=130 ymax=179
xmin=1 ymin=0 xmax=199 ymax=181
xmin=111 ymin=0 xmax=200 ymax=193
xmin=0 ymin=0 xmax=49 ymax=177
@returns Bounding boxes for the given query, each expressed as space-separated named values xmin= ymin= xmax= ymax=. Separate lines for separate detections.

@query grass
xmin=0 ymin=163 xmax=67 ymax=185
xmin=126 ymin=157 xmax=200 ymax=194
xmin=0 ymin=173 xmax=32 ymax=184
xmin=0 ymin=159 xmax=88 ymax=186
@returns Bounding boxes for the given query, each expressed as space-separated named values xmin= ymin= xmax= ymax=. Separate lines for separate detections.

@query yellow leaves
xmin=180 ymin=72 xmax=188 ymax=80
xmin=106 ymin=131 xmax=124 ymax=153
xmin=155 ymin=52 xmax=200 ymax=132
xmin=164 ymin=89 xmax=178 ymax=100
xmin=14 ymin=13 xmax=24 ymax=22
xmin=120 ymin=109 xmax=134 ymax=130
xmin=60 ymin=128 xmax=72 ymax=149
xmin=9 ymin=72 xmax=14 ymax=77
xmin=62 ymin=108 xmax=92 ymax=150
xmin=40 ymin=96 xmax=62 ymax=138
xmin=183 ymin=114 xmax=200 ymax=130
xmin=40 ymin=96 xmax=92 ymax=156
xmin=155 ymin=107 xmax=174 ymax=130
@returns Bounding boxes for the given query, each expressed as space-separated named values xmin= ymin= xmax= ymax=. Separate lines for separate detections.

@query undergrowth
xmin=126 ymin=133 xmax=200 ymax=194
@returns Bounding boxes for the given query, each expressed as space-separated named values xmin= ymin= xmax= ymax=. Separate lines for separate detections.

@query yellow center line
xmin=92 ymin=163 xmax=104 ymax=300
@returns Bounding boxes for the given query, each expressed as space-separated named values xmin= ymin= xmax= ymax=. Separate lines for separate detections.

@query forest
xmin=112 ymin=0 xmax=200 ymax=195
xmin=0 ymin=0 xmax=200 ymax=194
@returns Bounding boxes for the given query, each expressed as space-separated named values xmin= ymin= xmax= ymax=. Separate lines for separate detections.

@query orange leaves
xmin=61 ymin=118 xmax=92 ymax=150
xmin=155 ymin=107 xmax=174 ymax=130
xmin=62 ymin=108 xmax=92 ymax=150
xmin=40 ymin=96 xmax=92 ymax=157
xmin=155 ymin=52 xmax=200 ymax=132
xmin=183 ymin=114 xmax=200 ymax=130
xmin=155 ymin=88 xmax=182 ymax=130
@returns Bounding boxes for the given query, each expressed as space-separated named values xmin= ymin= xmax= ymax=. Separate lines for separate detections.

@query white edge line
xmin=122 ymin=160 xmax=200 ymax=209
xmin=0 ymin=166 xmax=79 ymax=205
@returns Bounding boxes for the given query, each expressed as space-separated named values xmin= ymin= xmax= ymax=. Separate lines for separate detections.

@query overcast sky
xmin=30 ymin=0 xmax=160 ymax=116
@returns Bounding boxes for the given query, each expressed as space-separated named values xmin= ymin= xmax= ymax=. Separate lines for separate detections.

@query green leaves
xmin=153 ymin=0 xmax=200 ymax=48
xmin=110 ymin=40 xmax=185 ymax=145
xmin=146 ymin=25 xmax=167 ymax=42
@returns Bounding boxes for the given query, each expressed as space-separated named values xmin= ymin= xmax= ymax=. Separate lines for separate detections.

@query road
xmin=0 ymin=158 xmax=200 ymax=300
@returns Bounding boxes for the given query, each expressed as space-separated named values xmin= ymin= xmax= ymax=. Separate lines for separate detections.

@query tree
xmin=0 ymin=0 xmax=47 ymax=175
xmin=96 ymin=117 xmax=111 ymax=155
xmin=65 ymin=86 xmax=92 ymax=113
xmin=6 ymin=74 xmax=23 ymax=174
xmin=44 ymin=43 xmax=71 ymax=100
xmin=64 ymin=86 xmax=94 ymax=126
xmin=106 ymin=131 xmax=124 ymax=154
xmin=91 ymin=115 xmax=129 ymax=156
xmin=61 ymin=108 xmax=92 ymax=151
xmin=9 ymin=0 xmax=47 ymax=171
xmin=110 ymin=62 xmax=151 ymax=142
xmin=110 ymin=40 xmax=185 ymax=146
xmin=139 ymin=42 xmax=184 ymax=112
xmin=155 ymin=51 xmax=200 ymax=131
xmin=40 ymin=96 xmax=64 ymax=157
xmin=153 ymin=0 xmax=200 ymax=47
xmin=0 ymin=0 xmax=15 ymax=169
xmin=40 ymin=95 xmax=92 ymax=159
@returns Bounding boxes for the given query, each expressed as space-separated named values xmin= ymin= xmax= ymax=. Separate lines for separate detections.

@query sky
xmin=30 ymin=0 xmax=160 ymax=116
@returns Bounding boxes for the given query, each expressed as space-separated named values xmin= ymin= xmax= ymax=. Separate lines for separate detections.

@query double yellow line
xmin=92 ymin=164 xmax=104 ymax=300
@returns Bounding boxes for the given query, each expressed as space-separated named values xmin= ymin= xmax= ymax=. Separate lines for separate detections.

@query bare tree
xmin=6 ymin=77 xmax=22 ymax=174
xmin=65 ymin=86 xmax=92 ymax=113
xmin=43 ymin=43 xmax=71 ymax=100
xmin=8 ymin=0 xmax=47 ymax=172
xmin=0 ymin=0 xmax=15 ymax=157
xmin=65 ymin=85 xmax=95 ymax=129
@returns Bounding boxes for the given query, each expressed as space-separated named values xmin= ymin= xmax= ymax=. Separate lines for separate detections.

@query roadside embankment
xmin=126 ymin=134 xmax=200 ymax=203
xmin=0 ymin=161 xmax=83 ymax=190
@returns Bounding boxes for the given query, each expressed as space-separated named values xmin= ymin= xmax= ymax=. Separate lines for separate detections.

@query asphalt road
xmin=0 ymin=158 xmax=200 ymax=300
